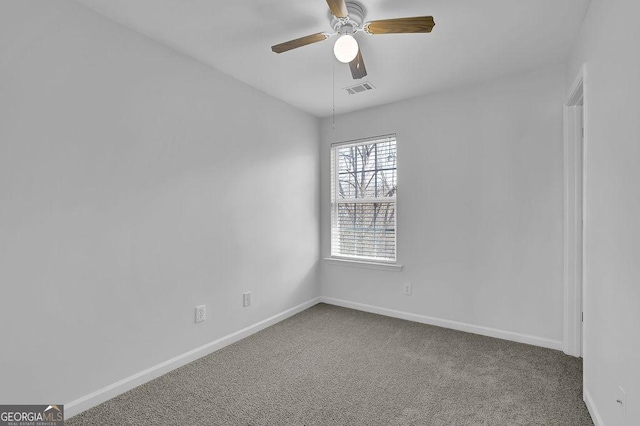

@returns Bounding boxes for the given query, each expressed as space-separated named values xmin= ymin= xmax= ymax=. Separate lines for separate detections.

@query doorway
xmin=563 ymin=65 xmax=585 ymax=358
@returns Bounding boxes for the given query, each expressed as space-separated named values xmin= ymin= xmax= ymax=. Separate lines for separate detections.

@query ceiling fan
xmin=271 ymin=0 xmax=435 ymax=80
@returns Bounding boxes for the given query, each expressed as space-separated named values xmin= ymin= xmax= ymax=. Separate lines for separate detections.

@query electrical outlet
xmin=195 ymin=305 xmax=206 ymax=323
xmin=243 ymin=292 xmax=251 ymax=307
xmin=617 ymin=386 xmax=627 ymax=424
xmin=403 ymin=282 xmax=412 ymax=296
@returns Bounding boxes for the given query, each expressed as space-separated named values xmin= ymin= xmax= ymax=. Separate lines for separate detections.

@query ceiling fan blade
xmin=271 ymin=32 xmax=330 ymax=54
xmin=349 ymin=49 xmax=367 ymax=79
xmin=364 ymin=16 xmax=435 ymax=35
xmin=326 ymin=0 xmax=348 ymax=18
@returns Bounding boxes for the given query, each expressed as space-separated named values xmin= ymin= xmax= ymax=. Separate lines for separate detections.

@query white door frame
xmin=563 ymin=64 xmax=586 ymax=357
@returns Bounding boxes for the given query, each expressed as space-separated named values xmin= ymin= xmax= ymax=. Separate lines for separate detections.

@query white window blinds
xmin=331 ymin=135 xmax=397 ymax=262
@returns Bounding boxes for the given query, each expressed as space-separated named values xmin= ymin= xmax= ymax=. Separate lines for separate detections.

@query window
xmin=331 ymin=135 xmax=397 ymax=262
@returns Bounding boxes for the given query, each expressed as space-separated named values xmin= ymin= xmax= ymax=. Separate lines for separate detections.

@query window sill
xmin=323 ymin=257 xmax=403 ymax=272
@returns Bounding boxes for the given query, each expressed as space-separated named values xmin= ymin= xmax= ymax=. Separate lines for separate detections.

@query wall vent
xmin=344 ymin=81 xmax=375 ymax=95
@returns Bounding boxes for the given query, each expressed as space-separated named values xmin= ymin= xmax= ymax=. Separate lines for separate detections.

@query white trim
xmin=323 ymin=257 xmax=403 ymax=271
xmin=320 ymin=297 xmax=563 ymax=351
xmin=584 ymin=388 xmax=605 ymax=426
xmin=563 ymin=105 xmax=571 ymax=355
xmin=65 ymin=297 xmax=322 ymax=419
xmin=563 ymin=64 xmax=586 ymax=357
xmin=581 ymin=64 xmax=589 ymax=364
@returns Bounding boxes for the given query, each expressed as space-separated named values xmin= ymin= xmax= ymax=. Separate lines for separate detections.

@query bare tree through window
xmin=331 ymin=136 xmax=397 ymax=261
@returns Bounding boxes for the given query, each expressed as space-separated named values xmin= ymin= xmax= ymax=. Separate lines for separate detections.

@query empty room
xmin=1 ymin=0 xmax=638 ymax=425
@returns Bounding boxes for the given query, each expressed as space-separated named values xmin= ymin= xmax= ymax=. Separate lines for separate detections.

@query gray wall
xmin=0 ymin=0 xmax=320 ymax=405
xmin=320 ymin=66 xmax=566 ymax=346
xmin=566 ymin=0 xmax=640 ymax=424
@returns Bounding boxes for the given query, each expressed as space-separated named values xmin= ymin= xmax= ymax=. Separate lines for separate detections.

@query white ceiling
xmin=74 ymin=0 xmax=591 ymax=118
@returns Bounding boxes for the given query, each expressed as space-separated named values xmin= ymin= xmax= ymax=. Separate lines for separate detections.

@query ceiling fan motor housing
xmin=330 ymin=1 xmax=366 ymax=33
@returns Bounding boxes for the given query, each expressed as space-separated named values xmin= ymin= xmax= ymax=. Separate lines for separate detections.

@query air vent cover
xmin=344 ymin=81 xmax=375 ymax=95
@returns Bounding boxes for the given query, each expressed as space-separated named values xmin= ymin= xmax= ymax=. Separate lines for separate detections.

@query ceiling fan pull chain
xmin=332 ymin=61 xmax=336 ymax=132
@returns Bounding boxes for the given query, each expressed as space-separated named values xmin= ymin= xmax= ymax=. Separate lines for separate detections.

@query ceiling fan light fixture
xmin=270 ymin=0 xmax=435 ymax=82
xmin=333 ymin=34 xmax=358 ymax=63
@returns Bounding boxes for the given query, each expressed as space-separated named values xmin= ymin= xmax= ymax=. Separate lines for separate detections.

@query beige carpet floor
xmin=67 ymin=303 xmax=592 ymax=425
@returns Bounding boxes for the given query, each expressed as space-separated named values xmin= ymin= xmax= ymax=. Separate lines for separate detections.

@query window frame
xmin=330 ymin=134 xmax=398 ymax=264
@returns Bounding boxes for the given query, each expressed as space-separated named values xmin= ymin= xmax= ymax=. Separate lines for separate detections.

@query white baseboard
xmin=320 ymin=297 xmax=563 ymax=351
xmin=65 ymin=297 xmax=322 ymax=418
xmin=584 ymin=388 xmax=605 ymax=426
xmin=65 ymin=296 xmax=566 ymax=419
